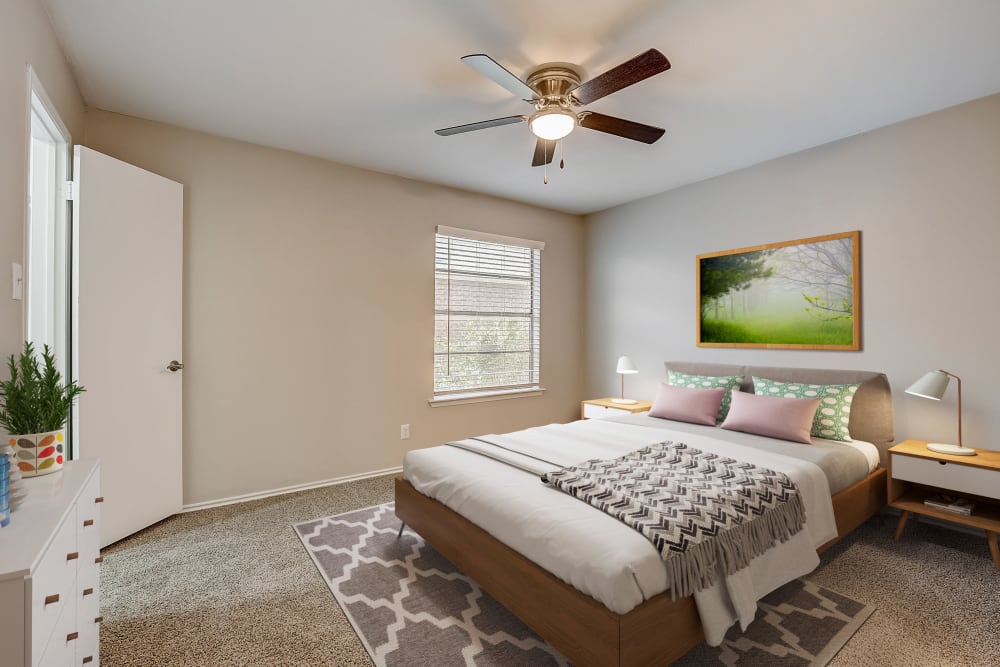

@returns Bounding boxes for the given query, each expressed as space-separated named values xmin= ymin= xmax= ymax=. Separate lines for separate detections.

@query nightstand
xmin=888 ymin=439 xmax=1000 ymax=570
xmin=581 ymin=397 xmax=653 ymax=420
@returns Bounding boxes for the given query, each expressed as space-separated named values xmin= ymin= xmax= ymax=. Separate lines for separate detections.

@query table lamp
xmin=904 ymin=369 xmax=976 ymax=456
xmin=613 ymin=356 xmax=638 ymax=405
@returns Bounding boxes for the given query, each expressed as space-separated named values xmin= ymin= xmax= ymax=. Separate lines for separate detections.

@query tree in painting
xmin=699 ymin=250 xmax=774 ymax=320
xmin=699 ymin=234 xmax=857 ymax=347
xmin=775 ymin=236 xmax=853 ymax=324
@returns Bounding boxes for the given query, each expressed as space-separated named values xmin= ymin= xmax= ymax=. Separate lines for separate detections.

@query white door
xmin=73 ymin=146 xmax=183 ymax=547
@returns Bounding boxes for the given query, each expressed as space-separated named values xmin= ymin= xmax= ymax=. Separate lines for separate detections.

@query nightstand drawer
xmin=892 ymin=453 xmax=1000 ymax=500
xmin=582 ymin=403 xmax=627 ymax=419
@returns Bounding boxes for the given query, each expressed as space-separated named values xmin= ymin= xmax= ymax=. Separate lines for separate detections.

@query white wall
xmin=84 ymin=110 xmax=586 ymax=506
xmin=586 ymin=94 xmax=1000 ymax=450
xmin=0 ymin=0 xmax=83 ymax=380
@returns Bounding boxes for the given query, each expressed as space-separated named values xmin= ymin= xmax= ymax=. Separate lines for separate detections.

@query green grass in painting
xmin=701 ymin=315 xmax=853 ymax=345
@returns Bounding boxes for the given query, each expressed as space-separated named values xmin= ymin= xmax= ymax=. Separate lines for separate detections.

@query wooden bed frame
xmin=396 ymin=363 xmax=894 ymax=666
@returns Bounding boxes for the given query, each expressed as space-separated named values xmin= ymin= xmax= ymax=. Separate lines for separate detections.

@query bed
xmin=395 ymin=362 xmax=892 ymax=666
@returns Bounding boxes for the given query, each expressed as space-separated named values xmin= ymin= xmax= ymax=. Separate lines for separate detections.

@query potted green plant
xmin=0 ymin=341 xmax=85 ymax=477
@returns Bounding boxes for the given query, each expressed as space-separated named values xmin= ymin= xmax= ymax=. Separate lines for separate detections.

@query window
xmin=25 ymin=67 xmax=73 ymax=440
xmin=433 ymin=226 xmax=544 ymax=399
xmin=27 ymin=88 xmax=70 ymax=363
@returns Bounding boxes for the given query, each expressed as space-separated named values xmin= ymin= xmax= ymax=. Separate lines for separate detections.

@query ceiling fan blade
xmin=579 ymin=112 xmax=665 ymax=144
xmin=570 ymin=49 xmax=671 ymax=105
xmin=531 ymin=139 xmax=555 ymax=167
xmin=461 ymin=54 xmax=538 ymax=100
xmin=435 ymin=115 xmax=526 ymax=136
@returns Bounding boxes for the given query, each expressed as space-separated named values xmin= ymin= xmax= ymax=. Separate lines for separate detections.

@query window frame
xmin=24 ymin=66 xmax=75 ymax=445
xmin=430 ymin=225 xmax=545 ymax=406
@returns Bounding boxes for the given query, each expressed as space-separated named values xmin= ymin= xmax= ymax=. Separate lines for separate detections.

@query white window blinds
xmin=434 ymin=226 xmax=543 ymax=396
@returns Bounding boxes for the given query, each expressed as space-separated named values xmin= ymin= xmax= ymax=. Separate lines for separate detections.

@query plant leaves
xmin=0 ymin=342 xmax=85 ymax=433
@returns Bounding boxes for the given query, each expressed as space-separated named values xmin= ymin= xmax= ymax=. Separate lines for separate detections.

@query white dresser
xmin=0 ymin=459 xmax=102 ymax=666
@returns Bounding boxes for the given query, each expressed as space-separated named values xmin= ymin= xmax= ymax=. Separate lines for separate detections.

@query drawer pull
xmin=83 ymin=518 xmax=94 ymax=527
xmin=95 ymin=615 xmax=104 ymax=623
xmin=67 ymin=632 xmax=79 ymax=641
xmin=44 ymin=594 xmax=60 ymax=605
xmin=83 ymin=588 xmax=94 ymax=596
xmin=95 ymin=497 xmax=104 ymax=503
xmin=83 ymin=658 xmax=94 ymax=664
xmin=95 ymin=556 xmax=104 ymax=564
xmin=67 ymin=552 xmax=79 ymax=561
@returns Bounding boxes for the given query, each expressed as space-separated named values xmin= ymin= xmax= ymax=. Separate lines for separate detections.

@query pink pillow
xmin=720 ymin=390 xmax=821 ymax=444
xmin=648 ymin=383 xmax=726 ymax=426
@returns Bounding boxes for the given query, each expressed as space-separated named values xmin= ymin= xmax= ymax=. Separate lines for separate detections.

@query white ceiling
xmin=41 ymin=0 xmax=1000 ymax=215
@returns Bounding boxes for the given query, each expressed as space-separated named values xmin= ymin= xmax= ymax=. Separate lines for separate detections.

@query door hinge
xmin=61 ymin=180 xmax=78 ymax=202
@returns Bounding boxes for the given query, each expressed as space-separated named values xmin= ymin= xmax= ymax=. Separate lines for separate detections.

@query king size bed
xmin=395 ymin=362 xmax=892 ymax=666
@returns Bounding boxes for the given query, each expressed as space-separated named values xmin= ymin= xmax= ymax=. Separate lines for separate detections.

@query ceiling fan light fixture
xmin=529 ymin=109 xmax=576 ymax=141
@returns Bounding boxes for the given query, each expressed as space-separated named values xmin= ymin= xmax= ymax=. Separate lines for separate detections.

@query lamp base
xmin=612 ymin=398 xmax=638 ymax=405
xmin=926 ymin=443 xmax=977 ymax=456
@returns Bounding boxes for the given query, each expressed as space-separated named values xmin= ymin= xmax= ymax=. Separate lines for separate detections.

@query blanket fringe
xmin=659 ymin=494 xmax=806 ymax=599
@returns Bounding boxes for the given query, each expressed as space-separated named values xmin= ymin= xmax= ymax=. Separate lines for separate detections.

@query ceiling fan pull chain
xmin=543 ymin=142 xmax=549 ymax=184
xmin=560 ymin=139 xmax=566 ymax=169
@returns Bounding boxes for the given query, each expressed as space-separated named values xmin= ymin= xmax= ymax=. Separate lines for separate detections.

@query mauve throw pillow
xmin=720 ymin=390 xmax=821 ymax=444
xmin=648 ymin=383 xmax=726 ymax=426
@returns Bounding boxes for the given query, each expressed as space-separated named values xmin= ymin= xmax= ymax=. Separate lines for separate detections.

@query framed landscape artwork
xmin=697 ymin=231 xmax=861 ymax=350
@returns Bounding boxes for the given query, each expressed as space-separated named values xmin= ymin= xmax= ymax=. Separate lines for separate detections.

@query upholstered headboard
xmin=664 ymin=361 xmax=895 ymax=466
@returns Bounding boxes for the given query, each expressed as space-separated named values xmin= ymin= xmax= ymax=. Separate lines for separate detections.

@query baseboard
xmin=180 ymin=465 xmax=403 ymax=513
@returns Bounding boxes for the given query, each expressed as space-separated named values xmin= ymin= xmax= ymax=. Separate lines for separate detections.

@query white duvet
xmin=403 ymin=418 xmax=841 ymax=645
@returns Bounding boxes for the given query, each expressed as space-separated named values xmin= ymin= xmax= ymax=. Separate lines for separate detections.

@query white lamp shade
xmin=905 ymin=370 xmax=950 ymax=400
xmin=529 ymin=110 xmax=576 ymax=141
xmin=616 ymin=355 xmax=638 ymax=374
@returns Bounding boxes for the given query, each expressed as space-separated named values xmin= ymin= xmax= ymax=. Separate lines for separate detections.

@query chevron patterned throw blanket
xmin=541 ymin=441 xmax=806 ymax=598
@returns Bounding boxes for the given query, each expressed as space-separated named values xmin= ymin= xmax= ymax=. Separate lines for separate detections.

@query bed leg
xmin=397 ymin=522 xmax=406 ymax=538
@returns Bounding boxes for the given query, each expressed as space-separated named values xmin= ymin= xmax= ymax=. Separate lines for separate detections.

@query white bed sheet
xmin=403 ymin=418 xmax=843 ymax=645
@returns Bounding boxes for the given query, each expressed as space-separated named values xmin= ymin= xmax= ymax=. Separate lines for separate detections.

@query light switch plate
xmin=11 ymin=262 xmax=23 ymax=300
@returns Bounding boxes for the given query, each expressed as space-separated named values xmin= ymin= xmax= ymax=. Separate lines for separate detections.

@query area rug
xmin=294 ymin=503 xmax=873 ymax=667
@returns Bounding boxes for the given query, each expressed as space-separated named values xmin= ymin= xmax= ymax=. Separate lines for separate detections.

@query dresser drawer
xmin=31 ymin=504 xmax=79 ymax=660
xmin=76 ymin=619 xmax=100 ymax=667
xmin=78 ymin=470 xmax=102 ymax=588
xmin=77 ymin=586 xmax=101 ymax=666
xmin=38 ymin=589 xmax=76 ymax=667
xmin=892 ymin=453 xmax=1000 ymax=500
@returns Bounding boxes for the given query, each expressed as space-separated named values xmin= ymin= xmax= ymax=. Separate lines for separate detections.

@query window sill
xmin=428 ymin=387 xmax=546 ymax=407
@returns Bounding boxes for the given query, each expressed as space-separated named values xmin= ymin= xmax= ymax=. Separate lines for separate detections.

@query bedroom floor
xmin=99 ymin=475 xmax=999 ymax=667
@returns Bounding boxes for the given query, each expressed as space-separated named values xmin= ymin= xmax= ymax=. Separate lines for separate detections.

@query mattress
xmin=403 ymin=417 xmax=873 ymax=644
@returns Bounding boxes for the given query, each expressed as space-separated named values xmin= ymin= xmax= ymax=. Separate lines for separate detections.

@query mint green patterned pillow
xmin=667 ymin=371 xmax=744 ymax=423
xmin=751 ymin=377 xmax=859 ymax=442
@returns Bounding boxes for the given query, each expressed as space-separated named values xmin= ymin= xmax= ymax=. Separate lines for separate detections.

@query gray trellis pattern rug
xmin=294 ymin=502 xmax=874 ymax=667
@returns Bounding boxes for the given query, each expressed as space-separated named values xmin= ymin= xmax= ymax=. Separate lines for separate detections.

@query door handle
xmin=166 ymin=360 xmax=184 ymax=372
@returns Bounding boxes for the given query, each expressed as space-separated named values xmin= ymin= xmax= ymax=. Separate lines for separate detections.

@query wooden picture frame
xmin=697 ymin=231 xmax=861 ymax=350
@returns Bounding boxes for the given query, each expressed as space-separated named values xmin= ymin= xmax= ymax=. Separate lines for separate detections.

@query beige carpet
xmin=101 ymin=476 xmax=999 ymax=666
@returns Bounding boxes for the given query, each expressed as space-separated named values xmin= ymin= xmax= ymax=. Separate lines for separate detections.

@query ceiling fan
xmin=435 ymin=49 xmax=671 ymax=171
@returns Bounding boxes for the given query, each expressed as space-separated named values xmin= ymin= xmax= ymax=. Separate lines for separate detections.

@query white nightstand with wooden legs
xmin=888 ymin=439 xmax=1000 ymax=570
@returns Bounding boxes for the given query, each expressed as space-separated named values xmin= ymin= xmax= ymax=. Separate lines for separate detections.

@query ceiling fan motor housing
xmin=526 ymin=64 xmax=582 ymax=109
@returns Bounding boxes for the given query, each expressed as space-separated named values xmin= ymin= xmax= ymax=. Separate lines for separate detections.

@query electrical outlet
xmin=400 ymin=424 xmax=410 ymax=440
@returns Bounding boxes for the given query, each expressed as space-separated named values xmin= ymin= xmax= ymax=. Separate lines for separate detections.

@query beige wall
xmin=586 ymin=94 xmax=1000 ymax=450
xmin=84 ymin=110 xmax=586 ymax=506
xmin=0 ymin=0 xmax=84 ymax=371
